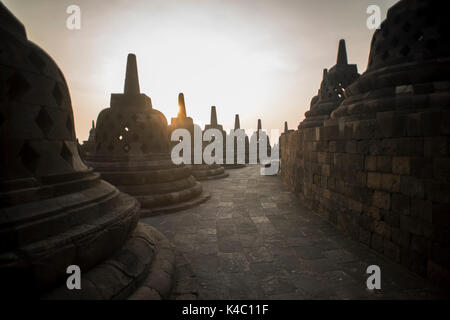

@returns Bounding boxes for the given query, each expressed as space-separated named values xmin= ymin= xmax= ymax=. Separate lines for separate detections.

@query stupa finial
xmin=124 ymin=53 xmax=140 ymax=94
xmin=337 ymin=39 xmax=348 ymax=65
xmin=234 ymin=114 xmax=240 ymax=130
xmin=210 ymin=106 xmax=218 ymax=126
xmin=178 ymin=93 xmax=187 ymax=118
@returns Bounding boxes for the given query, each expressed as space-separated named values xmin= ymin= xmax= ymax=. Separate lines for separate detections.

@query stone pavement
xmin=142 ymin=166 xmax=448 ymax=300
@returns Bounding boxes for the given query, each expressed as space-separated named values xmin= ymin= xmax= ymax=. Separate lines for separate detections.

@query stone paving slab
xmin=142 ymin=166 xmax=449 ymax=300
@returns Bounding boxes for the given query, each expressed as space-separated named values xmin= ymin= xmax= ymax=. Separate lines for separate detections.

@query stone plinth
xmin=85 ymin=56 xmax=209 ymax=217
xmin=0 ymin=3 xmax=177 ymax=299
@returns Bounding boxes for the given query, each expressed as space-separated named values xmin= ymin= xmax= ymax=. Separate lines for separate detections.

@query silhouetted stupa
xmin=299 ymin=39 xmax=359 ymax=129
xmin=204 ymin=106 xmax=229 ymax=169
xmin=0 ymin=4 xmax=177 ymax=299
xmin=280 ymin=0 xmax=450 ymax=286
xmin=249 ymin=119 xmax=272 ymax=164
xmin=86 ymin=55 xmax=209 ymax=216
xmin=80 ymin=120 xmax=96 ymax=158
xmin=225 ymin=114 xmax=247 ymax=168
xmin=328 ymin=0 xmax=450 ymax=284
xmin=169 ymin=94 xmax=228 ymax=180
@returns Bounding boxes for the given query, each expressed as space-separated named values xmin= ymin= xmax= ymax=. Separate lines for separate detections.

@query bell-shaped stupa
xmin=169 ymin=94 xmax=228 ymax=180
xmin=0 ymin=3 xmax=177 ymax=299
xmin=86 ymin=55 xmax=209 ymax=216
xmin=332 ymin=2 xmax=449 ymax=120
xmin=329 ymin=0 xmax=450 ymax=284
xmin=299 ymin=39 xmax=359 ymax=129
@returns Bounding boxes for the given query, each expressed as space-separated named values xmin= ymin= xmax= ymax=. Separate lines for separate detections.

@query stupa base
xmin=43 ymin=223 xmax=176 ymax=300
xmin=140 ymin=191 xmax=211 ymax=217
xmin=192 ymin=164 xmax=229 ymax=181
xmin=224 ymin=164 xmax=246 ymax=169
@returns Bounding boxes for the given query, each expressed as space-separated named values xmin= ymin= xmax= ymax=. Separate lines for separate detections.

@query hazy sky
xmin=4 ymin=0 xmax=398 ymax=141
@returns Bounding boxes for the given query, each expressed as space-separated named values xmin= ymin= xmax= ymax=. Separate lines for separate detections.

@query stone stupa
xmin=80 ymin=120 xmax=96 ymax=158
xmin=329 ymin=0 xmax=450 ymax=284
xmin=204 ymin=106 xmax=228 ymax=168
xmin=284 ymin=121 xmax=294 ymax=134
xmin=169 ymin=94 xmax=228 ymax=180
xmin=0 ymin=3 xmax=177 ymax=299
xmin=279 ymin=121 xmax=293 ymax=164
xmin=225 ymin=114 xmax=247 ymax=168
xmin=249 ymin=119 xmax=272 ymax=164
xmin=299 ymin=39 xmax=360 ymax=129
xmin=85 ymin=55 xmax=209 ymax=217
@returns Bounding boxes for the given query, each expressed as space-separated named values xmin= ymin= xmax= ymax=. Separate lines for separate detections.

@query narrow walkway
xmin=142 ymin=166 xmax=447 ymax=299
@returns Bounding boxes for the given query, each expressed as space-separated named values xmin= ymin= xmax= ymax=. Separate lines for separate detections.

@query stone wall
xmin=280 ymin=110 xmax=450 ymax=285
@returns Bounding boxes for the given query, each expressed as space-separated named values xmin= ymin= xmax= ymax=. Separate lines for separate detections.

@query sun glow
xmin=91 ymin=9 xmax=290 ymax=136
xmin=4 ymin=0 xmax=398 ymax=141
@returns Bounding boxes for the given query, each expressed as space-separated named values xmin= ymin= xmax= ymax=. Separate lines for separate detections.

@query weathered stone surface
xmin=0 ymin=4 xmax=176 ymax=299
xmin=281 ymin=0 xmax=450 ymax=288
xmin=143 ymin=166 xmax=447 ymax=299
xmin=44 ymin=224 xmax=178 ymax=300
